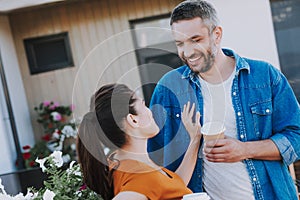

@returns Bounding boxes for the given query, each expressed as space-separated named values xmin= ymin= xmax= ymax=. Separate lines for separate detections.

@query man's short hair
xmin=170 ymin=0 xmax=219 ymax=32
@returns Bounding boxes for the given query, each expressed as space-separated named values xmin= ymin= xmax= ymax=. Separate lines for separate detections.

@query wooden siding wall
xmin=9 ymin=0 xmax=182 ymax=139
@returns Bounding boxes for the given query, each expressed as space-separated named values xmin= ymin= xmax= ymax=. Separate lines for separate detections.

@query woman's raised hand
xmin=181 ymin=102 xmax=201 ymax=140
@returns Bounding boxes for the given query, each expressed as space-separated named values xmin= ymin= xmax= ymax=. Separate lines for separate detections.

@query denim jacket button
xmin=237 ymin=112 xmax=241 ymax=116
xmin=266 ymin=109 xmax=270 ymax=113
xmin=253 ymin=177 xmax=257 ymax=181
xmin=240 ymin=134 xmax=244 ymax=139
xmin=233 ymin=92 xmax=236 ymax=96
xmin=176 ymin=114 xmax=180 ymax=118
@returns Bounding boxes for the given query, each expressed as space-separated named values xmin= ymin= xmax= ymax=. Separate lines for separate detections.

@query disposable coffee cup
xmin=183 ymin=192 xmax=211 ymax=200
xmin=201 ymin=121 xmax=225 ymax=141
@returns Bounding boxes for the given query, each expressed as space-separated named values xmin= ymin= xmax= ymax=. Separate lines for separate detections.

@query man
xmin=148 ymin=1 xmax=300 ymax=199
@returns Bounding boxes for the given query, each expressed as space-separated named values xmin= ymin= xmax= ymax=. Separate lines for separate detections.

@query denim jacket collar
xmin=181 ymin=48 xmax=250 ymax=80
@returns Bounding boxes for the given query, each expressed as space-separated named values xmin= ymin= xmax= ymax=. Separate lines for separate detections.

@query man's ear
xmin=214 ymin=26 xmax=222 ymax=45
xmin=126 ymin=114 xmax=138 ymax=128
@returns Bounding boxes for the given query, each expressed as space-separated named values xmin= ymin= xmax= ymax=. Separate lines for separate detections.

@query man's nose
xmin=183 ymin=44 xmax=194 ymax=58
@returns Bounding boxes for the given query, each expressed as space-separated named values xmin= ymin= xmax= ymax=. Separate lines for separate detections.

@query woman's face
xmin=133 ymin=97 xmax=159 ymax=138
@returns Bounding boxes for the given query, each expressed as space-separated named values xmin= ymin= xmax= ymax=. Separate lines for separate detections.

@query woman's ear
xmin=126 ymin=114 xmax=139 ymax=128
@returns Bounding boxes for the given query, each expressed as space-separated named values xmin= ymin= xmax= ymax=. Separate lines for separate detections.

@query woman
xmin=77 ymin=83 xmax=201 ymax=200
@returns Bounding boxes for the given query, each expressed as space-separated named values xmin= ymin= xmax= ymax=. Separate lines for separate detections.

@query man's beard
xmin=182 ymin=43 xmax=217 ymax=74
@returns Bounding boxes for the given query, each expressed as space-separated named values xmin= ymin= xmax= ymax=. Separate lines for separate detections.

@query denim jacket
xmin=148 ymin=49 xmax=300 ymax=200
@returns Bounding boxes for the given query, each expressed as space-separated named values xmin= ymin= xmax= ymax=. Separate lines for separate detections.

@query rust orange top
xmin=112 ymin=159 xmax=192 ymax=199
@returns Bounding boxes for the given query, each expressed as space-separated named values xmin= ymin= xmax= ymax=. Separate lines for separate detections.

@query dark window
xmin=270 ymin=0 xmax=300 ymax=192
xmin=24 ymin=32 xmax=74 ymax=75
xmin=270 ymin=0 xmax=300 ymax=103
xmin=130 ymin=15 xmax=183 ymax=106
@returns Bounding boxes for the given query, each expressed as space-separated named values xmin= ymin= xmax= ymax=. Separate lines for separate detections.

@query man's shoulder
xmin=243 ymin=57 xmax=271 ymax=67
xmin=240 ymin=57 xmax=283 ymax=86
xmin=243 ymin=57 xmax=280 ymax=75
xmin=224 ymin=48 xmax=279 ymax=76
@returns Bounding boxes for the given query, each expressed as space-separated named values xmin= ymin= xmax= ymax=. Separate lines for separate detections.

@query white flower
xmin=52 ymin=132 xmax=60 ymax=139
xmin=35 ymin=157 xmax=47 ymax=172
xmin=69 ymin=161 xmax=76 ymax=169
xmin=66 ymin=161 xmax=81 ymax=177
xmin=66 ymin=161 xmax=75 ymax=174
xmin=73 ymin=166 xmax=81 ymax=177
xmin=36 ymin=151 xmax=63 ymax=171
xmin=62 ymin=154 xmax=71 ymax=163
xmin=50 ymin=112 xmax=62 ymax=121
xmin=0 ymin=178 xmax=7 ymax=195
xmin=43 ymin=189 xmax=55 ymax=200
xmin=14 ymin=193 xmax=26 ymax=199
xmin=0 ymin=192 xmax=32 ymax=200
xmin=75 ymin=190 xmax=82 ymax=197
xmin=52 ymin=129 xmax=60 ymax=139
xmin=46 ymin=141 xmax=62 ymax=152
xmin=74 ymin=170 xmax=81 ymax=177
xmin=0 ymin=194 xmax=13 ymax=199
xmin=49 ymin=136 xmax=64 ymax=152
xmin=50 ymin=151 xmax=63 ymax=168
xmin=60 ymin=134 xmax=65 ymax=142
xmin=24 ymin=190 xmax=38 ymax=200
xmin=61 ymin=125 xmax=76 ymax=138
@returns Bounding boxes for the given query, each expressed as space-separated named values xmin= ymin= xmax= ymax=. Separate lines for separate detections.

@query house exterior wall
xmin=9 ymin=0 xmax=182 ymax=139
xmin=0 ymin=15 xmax=34 ymax=174
xmin=8 ymin=0 xmax=279 ymax=139
xmin=210 ymin=0 xmax=280 ymax=68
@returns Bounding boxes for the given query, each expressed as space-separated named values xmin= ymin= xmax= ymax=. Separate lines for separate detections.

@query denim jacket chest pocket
xmin=250 ymin=100 xmax=273 ymax=139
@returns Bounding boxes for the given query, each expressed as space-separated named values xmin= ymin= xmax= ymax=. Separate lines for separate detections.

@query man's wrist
xmin=244 ymin=142 xmax=254 ymax=160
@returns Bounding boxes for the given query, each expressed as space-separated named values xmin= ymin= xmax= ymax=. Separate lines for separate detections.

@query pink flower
xmin=43 ymin=101 xmax=51 ymax=107
xmin=79 ymin=184 xmax=87 ymax=191
xmin=49 ymin=102 xmax=59 ymax=110
xmin=70 ymin=104 xmax=75 ymax=111
xmin=51 ymin=112 xmax=62 ymax=121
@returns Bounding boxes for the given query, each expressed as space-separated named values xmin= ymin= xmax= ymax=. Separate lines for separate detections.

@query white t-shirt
xmin=199 ymin=70 xmax=255 ymax=200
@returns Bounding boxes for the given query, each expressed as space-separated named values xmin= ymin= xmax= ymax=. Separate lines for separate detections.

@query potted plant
xmin=16 ymin=101 xmax=78 ymax=193
xmin=1 ymin=151 xmax=101 ymax=199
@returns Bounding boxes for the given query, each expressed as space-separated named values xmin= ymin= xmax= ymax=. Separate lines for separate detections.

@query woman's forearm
xmin=175 ymin=135 xmax=201 ymax=185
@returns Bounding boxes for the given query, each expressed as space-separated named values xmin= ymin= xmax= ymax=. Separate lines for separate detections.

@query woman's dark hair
xmin=170 ymin=0 xmax=219 ymax=32
xmin=77 ymin=83 xmax=137 ymax=200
